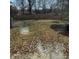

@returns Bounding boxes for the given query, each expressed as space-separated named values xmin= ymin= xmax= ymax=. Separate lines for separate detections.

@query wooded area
xmin=10 ymin=0 xmax=69 ymax=59
xmin=10 ymin=0 xmax=69 ymax=20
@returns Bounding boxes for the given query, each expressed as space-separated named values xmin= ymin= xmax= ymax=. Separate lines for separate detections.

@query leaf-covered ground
xmin=10 ymin=20 xmax=69 ymax=59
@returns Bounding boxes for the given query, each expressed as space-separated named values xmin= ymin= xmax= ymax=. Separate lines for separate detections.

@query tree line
xmin=10 ymin=0 xmax=69 ymax=20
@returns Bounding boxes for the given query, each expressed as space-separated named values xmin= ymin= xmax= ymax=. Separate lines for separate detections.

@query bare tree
xmin=28 ymin=0 xmax=36 ymax=14
xmin=16 ymin=0 xmax=27 ymax=15
xmin=20 ymin=0 xmax=25 ymax=14
xmin=57 ymin=0 xmax=69 ymax=20
xmin=42 ymin=0 xmax=46 ymax=14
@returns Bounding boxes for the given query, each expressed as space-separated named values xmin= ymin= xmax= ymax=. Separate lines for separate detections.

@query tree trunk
xmin=28 ymin=0 xmax=32 ymax=14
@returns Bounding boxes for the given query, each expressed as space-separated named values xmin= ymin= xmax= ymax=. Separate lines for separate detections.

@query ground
xmin=10 ymin=20 xmax=69 ymax=59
